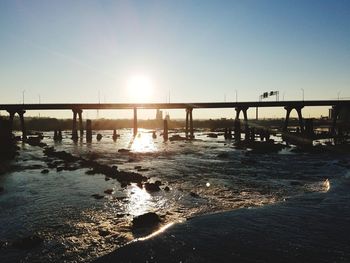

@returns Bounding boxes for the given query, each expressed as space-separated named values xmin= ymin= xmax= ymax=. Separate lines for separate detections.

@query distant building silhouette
xmin=156 ymin=109 xmax=163 ymax=120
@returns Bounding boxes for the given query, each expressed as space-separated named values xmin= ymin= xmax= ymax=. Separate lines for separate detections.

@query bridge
xmin=1 ymin=100 xmax=349 ymax=141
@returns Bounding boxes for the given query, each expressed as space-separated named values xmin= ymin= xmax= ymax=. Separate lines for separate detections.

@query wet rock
xmin=98 ymin=229 xmax=110 ymax=237
xmin=138 ymin=168 xmax=150 ymax=172
xmin=290 ymin=181 xmax=303 ymax=186
xmin=104 ymin=189 xmax=113 ymax=195
xmin=118 ymin=149 xmax=130 ymax=153
xmin=132 ymin=212 xmax=161 ymax=229
xmin=217 ymin=152 xmax=229 ymax=158
xmin=12 ymin=235 xmax=43 ymax=249
xmin=134 ymin=165 xmax=142 ymax=170
xmin=155 ymin=180 xmax=162 ymax=186
xmin=97 ymin=134 xmax=103 ymax=141
xmin=207 ymin=133 xmax=218 ymax=138
xmin=56 ymin=167 xmax=64 ymax=172
xmin=91 ymin=194 xmax=104 ymax=200
xmin=164 ymin=186 xmax=170 ymax=192
xmin=26 ymin=136 xmax=47 ymax=148
xmin=190 ymin=192 xmax=200 ymax=198
xmin=169 ymin=135 xmax=187 ymax=141
xmin=41 ymin=169 xmax=49 ymax=174
xmin=144 ymin=182 xmax=161 ymax=192
xmin=105 ymin=177 xmax=111 ymax=181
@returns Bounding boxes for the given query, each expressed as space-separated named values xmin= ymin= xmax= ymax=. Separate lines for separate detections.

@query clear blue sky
xmin=0 ymin=0 xmax=349 ymax=119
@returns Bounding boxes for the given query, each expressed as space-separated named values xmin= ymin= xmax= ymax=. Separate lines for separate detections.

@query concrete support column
xmin=17 ymin=110 xmax=26 ymax=141
xmin=72 ymin=109 xmax=78 ymax=141
xmin=295 ymin=106 xmax=304 ymax=133
xmin=86 ymin=119 xmax=92 ymax=143
xmin=283 ymin=106 xmax=293 ymax=132
xmin=163 ymin=119 xmax=168 ymax=141
xmin=331 ymin=105 xmax=340 ymax=135
xmin=133 ymin=108 xmax=138 ymax=137
xmin=235 ymin=107 xmax=241 ymax=120
xmin=77 ymin=109 xmax=83 ymax=138
xmin=7 ymin=110 xmax=16 ymax=132
xmin=185 ymin=108 xmax=190 ymax=139
xmin=189 ymin=108 xmax=194 ymax=139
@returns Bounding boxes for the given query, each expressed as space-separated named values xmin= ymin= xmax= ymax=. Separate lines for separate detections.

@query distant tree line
xmin=0 ymin=116 xmax=331 ymax=132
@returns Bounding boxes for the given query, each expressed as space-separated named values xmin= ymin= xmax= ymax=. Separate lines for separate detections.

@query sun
xmin=126 ymin=74 xmax=154 ymax=102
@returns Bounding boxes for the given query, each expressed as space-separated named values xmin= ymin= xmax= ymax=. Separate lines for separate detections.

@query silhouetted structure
xmin=0 ymin=100 xmax=349 ymax=144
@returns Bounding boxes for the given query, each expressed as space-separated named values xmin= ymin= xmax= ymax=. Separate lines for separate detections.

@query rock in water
xmin=12 ymin=235 xmax=43 ymax=249
xmin=132 ymin=212 xmax=161 ymax=229
xmin=144 ymin=182 xmax=161 ymax=192
xmin=97 ymin=134 xmax=102 ymax=141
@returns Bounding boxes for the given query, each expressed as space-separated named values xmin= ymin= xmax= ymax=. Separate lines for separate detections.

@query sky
xmin=0 ymin=0 xmax=349 ymax=119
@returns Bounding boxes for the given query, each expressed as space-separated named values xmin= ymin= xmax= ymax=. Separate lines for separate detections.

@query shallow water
xmin=0 ymin=129 xmax=348 ymax=262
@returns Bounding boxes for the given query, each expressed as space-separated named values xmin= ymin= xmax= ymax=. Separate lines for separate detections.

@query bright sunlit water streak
xmin=131 ymin=132 xmax=157 ymax=153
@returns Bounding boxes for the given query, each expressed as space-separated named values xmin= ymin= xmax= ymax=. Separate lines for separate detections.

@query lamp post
xmin=301 ymin=88 xmax=304 ymax=101
xmin=22 ymin=90 xmax=25 ymax=104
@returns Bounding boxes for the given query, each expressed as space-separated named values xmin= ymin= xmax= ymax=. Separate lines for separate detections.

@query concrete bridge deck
xmin=0 ymin=100 xmax=349 ymax=111
xmin=1 ymin=100 xmax=349 ymax=142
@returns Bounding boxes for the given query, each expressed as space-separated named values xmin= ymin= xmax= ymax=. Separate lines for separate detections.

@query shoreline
xmin=93 ymin=175 xmax=350 ymax=263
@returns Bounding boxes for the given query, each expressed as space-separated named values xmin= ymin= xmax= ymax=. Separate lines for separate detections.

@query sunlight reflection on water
xmin=126 ymin=184 xmax=152 ymax=217
xmin=131 ymin=131 xmax=157 ymax=153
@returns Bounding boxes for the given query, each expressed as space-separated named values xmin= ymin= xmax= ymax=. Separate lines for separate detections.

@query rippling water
xmin=0 ymin=129 xmax=348 ymax=262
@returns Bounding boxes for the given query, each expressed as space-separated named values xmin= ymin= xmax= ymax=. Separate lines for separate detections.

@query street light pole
xmin=301 ymin=88 xmax=304 ymax=101
xmin=22 ymin=90 xmax=25 ymax=104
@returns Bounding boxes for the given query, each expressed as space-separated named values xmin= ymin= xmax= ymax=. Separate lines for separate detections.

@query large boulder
xmin=132 ymin=212 xmax=161 ymax=230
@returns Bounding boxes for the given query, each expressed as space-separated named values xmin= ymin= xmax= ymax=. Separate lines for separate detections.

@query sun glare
xmin=127 ymin=74 xmax=154 ymax=102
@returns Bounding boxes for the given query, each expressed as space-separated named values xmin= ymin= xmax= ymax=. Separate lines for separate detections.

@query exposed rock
xmin=104 ymin=189 xmax=113 ymax=195
xmin=164 ymin=186 xmax=170 ymax=192
xmin=118 ymin=148 xmax=130 ymax=153
xmin=91 ymin=194 xmax=104 ymax=200
xmin=56 ymin=167 xmax=64 ymax=172
xmin=154 ymin=180 xmax=162 ymax=186
xmin=98 ymin=229 xmax=111 ymax=237
xmin=41 ymin=169 xmax=49 ymax=174
xmin=97 ymin=134 xmax=103 ymax=141
xmin=190 ymin=192 xmax=200 ymax=198
xmin=144 ymin=182 xmax=161 ymax=192
xmin=217 ymin=152 xmax=230 ymax=158
xmin=12 ymin=235 xmax=43 ymax=249
xmin=138 ymin=168 xmax=149 ymax=172
xmin=169 ymin=135 xmax=187 ymax=141
xmin=132 ymin=212 xmax=161 ymax=229
xmin=207 ymin=133 xmax=218 ymax=138
xmin=134 ymin=165 xmax=142 ymax=170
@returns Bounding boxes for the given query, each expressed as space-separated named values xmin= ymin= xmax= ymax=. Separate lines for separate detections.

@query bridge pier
xmin=331 ymin=105 xmax=340 ymax=136
xmin=72 ymin=109 xmax=78 ymax=141
xmin=185 ymin=109 xmax=189 ymax=138
xmin=163 ymin=119 xmax=168 ymax=141
xmin=77 ymin=109 xmax=83 ymax=138
xmin=7 ymin=110 xmax=16 ymax=132
xmin=235 ymin=107 xmax=249 ymax=140
xmin=133 ymin=108 xmax=138 ymax=137
xmin=17 ymin=110 xmax=27 ymax=141
xmin=86 ymin=120 xmax=92 ymax=142
xmin=283 ymin=106 xmax=304 ymax=132
xmin=185 ymin=108 xmax=194 ymax=139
